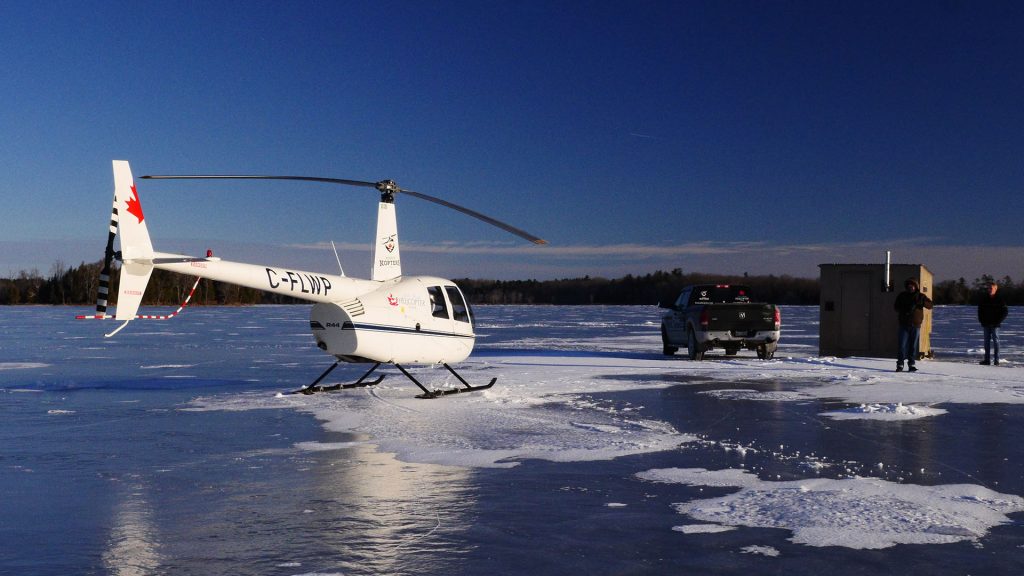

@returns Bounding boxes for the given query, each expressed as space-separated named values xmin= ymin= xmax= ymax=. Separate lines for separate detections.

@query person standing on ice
xmin=977 ymin=281 xmax=1008 ymax=365
xmin=893 ymin=278 xmax=932 ymax=372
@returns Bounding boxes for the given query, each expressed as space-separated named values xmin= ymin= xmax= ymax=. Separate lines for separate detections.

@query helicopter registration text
xmin=265 ymin=267 xmax=332 ymax=296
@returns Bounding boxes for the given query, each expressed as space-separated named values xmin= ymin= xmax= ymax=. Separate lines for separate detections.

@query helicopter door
xmin=445 ymin=285 xmax=472 ymax=327
xmin=426 ymin=285 xmax=453 ymax=329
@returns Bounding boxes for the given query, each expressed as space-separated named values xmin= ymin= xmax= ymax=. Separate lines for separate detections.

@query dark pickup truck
xmin=660 ymin=284 xmax=781 ymax=360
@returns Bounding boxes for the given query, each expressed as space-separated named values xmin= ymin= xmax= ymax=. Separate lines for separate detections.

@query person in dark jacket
xmin=977 ymin=282 xmax=1008 ymax=365
xmin=893 ymin=278 xmax=932 ymax=372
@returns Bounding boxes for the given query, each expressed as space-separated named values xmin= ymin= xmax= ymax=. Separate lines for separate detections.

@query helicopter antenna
xmin=331 ymin=241 xmax=345 ymax=277
xmin=140 ymin=174 xmax=547 ymax=245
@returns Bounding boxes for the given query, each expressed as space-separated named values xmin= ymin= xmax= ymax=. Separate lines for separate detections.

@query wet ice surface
xmin=2 ymin=305 xmax=1024 ymax=574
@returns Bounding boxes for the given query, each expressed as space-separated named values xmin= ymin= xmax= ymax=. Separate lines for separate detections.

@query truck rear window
xmin=690 ymin=285 xmax=752 ymax=304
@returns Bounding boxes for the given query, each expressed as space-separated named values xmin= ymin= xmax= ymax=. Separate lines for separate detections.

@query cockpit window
xmin=445 ymin=286 xmax=470 ymax=323
xmin=427 ymin=286 xmax=449 ymax=319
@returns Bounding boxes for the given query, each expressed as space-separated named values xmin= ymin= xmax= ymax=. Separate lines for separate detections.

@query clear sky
xmin=2 ymin=1 xmax=1022 ymax=282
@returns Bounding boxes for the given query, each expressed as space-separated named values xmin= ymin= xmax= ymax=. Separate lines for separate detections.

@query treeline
xmin=461 ymin=272 xmax=1024 ymax=306
xmin=932 ymin=275 xmax=1024 ymax=305
xmin=0 ymin=260 xmax=302 ymax=306
xmin=455 ymin=269 xmax=820 ymax=305
xmin=3 ymin=262 xmax=1022 ymax=307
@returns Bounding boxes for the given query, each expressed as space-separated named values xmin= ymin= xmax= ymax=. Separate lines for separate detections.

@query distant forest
xmin=2 ymin=261 xmax=1021 ymax=307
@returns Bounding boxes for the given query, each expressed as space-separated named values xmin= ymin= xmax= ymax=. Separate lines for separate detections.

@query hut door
xmin=839 ymin=272 xmax=872 ymax=352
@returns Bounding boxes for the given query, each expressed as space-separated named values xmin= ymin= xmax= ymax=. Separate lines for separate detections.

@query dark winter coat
xmin=977 ymin=293 xmax=1008 ymax=328
xmin=894 ymin=289 xmax=933 ymax=327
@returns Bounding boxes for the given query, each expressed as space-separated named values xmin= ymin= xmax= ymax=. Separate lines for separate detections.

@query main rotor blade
xmin=141 ymin=175 xmax=379 ymax=189
xmin=399 ymin=188 xmax=547 ymax=245
xmin=140 ymin=174 xmax=547 ymax=244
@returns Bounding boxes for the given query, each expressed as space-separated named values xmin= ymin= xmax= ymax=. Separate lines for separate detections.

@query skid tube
xmin=396 ymin=363 xmax=497 ymax=399
xmin=292 ymin=362 xmax=385 ymax=395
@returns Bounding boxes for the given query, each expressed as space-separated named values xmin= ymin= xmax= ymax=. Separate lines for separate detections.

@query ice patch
xmin=293 ymin=441 xmax=367 ymax=452
xmin=190 ymin=362 xmax=696 ymax=469
xmin=673 ymin=524 xmax=736 ymax=534
xmin=636 ymin=467 xmax=1024 ymax=549
xmin=821 ymin=403 xmax=948 ymax=421
xmin=571 ymin=421 xmax=624 ymax=434
xmin=687 ymin=355 xmax=1024 ymax=406
xmin=701 ymin=389 xmax=814 ymax=402
xmin=741 ymin=545 xmax=780 ymax=556
xmin=0 ymin=362 xmax=49 ymax=370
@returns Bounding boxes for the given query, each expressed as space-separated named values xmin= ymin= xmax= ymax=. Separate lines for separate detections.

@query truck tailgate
xmin=706 ymin=304 xmax=777 ymax=332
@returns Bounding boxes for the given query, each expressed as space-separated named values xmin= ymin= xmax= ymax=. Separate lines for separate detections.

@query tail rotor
xmin=94 ymin=192 xmax=120 ymax=317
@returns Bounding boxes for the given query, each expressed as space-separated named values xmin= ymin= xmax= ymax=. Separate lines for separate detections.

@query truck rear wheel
xmin=687 ymin=328 xmax=705 ymax=361
xmin=661 ymin=327 xmax=678 ymax=356
xmin=757 ymin=342 xmax=777 ymax=360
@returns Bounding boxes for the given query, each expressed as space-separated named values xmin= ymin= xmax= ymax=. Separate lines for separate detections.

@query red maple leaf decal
xmin=125 ymin=184 xmax=144 ymax=223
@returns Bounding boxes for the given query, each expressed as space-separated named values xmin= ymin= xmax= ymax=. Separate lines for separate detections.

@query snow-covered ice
xmin=175 ymin=305 xmax=1024 ymax=553
xmin=820 ymin=402 xmax=948 ymax=421
xmin=639 ymin=467 xmax=1024 ymax=549
xmin=5 ymin=304 xmax=1024 ymax=574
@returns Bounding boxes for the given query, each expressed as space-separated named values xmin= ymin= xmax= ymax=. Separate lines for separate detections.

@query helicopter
xmin=77 ymin=160 xmax=546 ymax=398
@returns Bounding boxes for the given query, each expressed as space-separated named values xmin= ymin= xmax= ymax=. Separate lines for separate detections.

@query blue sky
xmin=2 ymin=1 xmax=1022 ymax=282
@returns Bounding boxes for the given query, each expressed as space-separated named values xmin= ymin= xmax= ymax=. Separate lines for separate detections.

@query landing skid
xmin=397 ymin=363 xmax=497 ymax=399
xmin=292 ymin=362 xmax=385 ymax=395
xmin=291 ymin=362 xmax=495 ymax=398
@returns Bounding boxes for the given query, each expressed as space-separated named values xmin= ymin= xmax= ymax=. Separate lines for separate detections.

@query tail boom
xmin=152 ymin=254 xmax=376 ymax=303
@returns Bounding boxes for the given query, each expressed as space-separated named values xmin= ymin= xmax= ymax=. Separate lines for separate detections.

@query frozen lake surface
xmin=2 ymin=304 xmax=1024 ymax=574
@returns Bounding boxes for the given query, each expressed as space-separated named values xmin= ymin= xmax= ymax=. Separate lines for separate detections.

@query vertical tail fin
xmin=111 ymin=160 xmax=155 ymax=320
xmin=113 ymin=160 xmax=153 ymax=261
xmin=371 ymin=199 xmax=402 ymax=281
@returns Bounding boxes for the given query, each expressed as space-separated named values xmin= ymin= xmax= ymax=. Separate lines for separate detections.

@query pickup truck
xmin=660 ymin=284 xmax=781 ymax=360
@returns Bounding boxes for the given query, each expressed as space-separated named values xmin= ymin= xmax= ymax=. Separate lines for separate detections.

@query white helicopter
xmin=78 ymin=160 xmax=546 ymax=398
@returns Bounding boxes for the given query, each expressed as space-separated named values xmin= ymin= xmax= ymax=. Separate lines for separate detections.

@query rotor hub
xmin=376 ymin=180 xmax=399 ymax=203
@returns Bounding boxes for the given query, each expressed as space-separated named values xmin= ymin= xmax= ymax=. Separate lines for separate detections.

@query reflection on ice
xmin=102 ymin=485 xmax=163 ymax=575
xmin=300 ymin=444 xmax=476 ymax=575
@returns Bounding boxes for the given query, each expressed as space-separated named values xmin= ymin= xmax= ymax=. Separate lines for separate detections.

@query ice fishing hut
xmin=818 ymin=260 xmax=933 ymax=359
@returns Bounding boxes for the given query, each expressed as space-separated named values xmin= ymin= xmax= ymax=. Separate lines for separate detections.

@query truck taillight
xmin=773 ymin=308 xmax=781 ymax=329
xmin=700 ymin=309 xmax=710 ymax=330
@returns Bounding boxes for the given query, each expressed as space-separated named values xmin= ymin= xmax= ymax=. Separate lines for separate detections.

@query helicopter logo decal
xmin=125 ymin=184 xmax=145 ymax=223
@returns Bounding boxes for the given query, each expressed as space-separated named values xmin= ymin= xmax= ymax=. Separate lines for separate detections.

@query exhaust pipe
xmin=883 ymin=250 xmax=892 ymax=292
